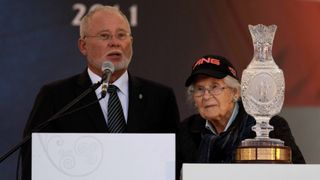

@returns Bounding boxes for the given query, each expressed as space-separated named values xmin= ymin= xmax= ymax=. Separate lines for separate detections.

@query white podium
xmin=32 ymin=133 xmax=175 ymax=180
xmin=182 ymin=163 xmax=320 ymax=180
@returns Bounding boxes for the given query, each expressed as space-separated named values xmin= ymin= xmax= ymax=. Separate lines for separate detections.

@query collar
xmin=205 ymin=102 xmax=239 ymax=135
xmin=87 ymin=68 xmax=129 ymax=98
xmin=111 ymin=70 xmax=129 ymax=98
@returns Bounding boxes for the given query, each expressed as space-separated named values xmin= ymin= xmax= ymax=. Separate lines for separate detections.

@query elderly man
xmin=21 ymin=5 xmax=179 ymax=180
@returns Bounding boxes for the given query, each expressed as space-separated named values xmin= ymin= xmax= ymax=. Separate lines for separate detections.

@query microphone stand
xmin=0 ymin=80 xmax=103 ymax=163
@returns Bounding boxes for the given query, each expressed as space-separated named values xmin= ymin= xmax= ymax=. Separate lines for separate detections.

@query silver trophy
xmin=236 ymin=24 xmax=291 ymax=163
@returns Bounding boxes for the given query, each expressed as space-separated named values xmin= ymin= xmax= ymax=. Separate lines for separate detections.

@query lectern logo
xmin=39 ymin=134 xmax=103 ymax=177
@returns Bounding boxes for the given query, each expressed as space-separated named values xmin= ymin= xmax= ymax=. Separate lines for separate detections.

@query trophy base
xmin=235 ymin=138 xmax=292 ymax=163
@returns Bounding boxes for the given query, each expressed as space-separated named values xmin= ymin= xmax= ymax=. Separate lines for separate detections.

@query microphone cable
xmin=16 ymin=150 xmax=21 ymax=180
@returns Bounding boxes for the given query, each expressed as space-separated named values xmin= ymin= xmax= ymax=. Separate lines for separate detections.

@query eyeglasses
xmin=192 ymin=85 xmax=228 ymax=97
xmin=84 ymin=31 xmax=131 ymax=41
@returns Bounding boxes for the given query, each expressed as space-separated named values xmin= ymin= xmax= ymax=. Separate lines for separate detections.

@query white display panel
xmin=183 ymin=163 xmax=320 ymax=180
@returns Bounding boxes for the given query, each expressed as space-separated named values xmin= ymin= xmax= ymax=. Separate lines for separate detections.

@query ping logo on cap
xmin=192 ymin=57 xmax=220 ymax=69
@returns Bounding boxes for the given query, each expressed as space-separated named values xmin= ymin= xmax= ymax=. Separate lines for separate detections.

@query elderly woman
xmin=177 ymin=55 xmax=305 ymax=173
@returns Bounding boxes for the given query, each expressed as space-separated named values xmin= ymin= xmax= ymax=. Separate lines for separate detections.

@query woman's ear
xmin=232 ymin=88 xmax=240 ymax=102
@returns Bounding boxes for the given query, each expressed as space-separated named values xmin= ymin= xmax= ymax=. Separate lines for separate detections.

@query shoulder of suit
xmin=130 ymin=75 xmax=173 ymax=91
xmin=44 ymin=74 xmax=82 ymax=87
xmin=39 ymin=72 xmax=85 ymax=93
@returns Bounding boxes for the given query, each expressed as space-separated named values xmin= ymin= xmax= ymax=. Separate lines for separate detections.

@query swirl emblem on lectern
xmin=39 ymin=134 xmax=103 ymax=177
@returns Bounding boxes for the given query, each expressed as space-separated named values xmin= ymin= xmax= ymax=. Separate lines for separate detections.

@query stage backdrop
xmin=1 ymin=0 xmax=320 ymax=178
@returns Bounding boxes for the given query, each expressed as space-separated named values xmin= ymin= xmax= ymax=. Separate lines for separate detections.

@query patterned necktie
xmin=107 ymin=84 xmax=126 ymax=133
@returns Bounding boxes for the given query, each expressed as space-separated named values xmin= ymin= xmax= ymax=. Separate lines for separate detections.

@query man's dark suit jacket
xmin=21 ymin=70 xmax=180 ymax=180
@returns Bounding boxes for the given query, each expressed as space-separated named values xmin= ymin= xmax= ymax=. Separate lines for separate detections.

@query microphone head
xmin=101 ymin=61 xmax=115 ymax=73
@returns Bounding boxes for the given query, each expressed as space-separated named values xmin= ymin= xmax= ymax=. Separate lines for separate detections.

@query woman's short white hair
xmin=186 ymin=75 xmax=241 ymax=104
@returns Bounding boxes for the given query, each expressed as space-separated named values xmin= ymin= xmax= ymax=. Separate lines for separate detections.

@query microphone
xmin=101 ymin=61 xmax=115 ymax=98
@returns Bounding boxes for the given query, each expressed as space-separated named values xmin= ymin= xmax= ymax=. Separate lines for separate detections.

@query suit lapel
xmin=75 ymin=70 xmax=108 ymax=132
xmin=126 ymin=75 xmax=145 ymax=132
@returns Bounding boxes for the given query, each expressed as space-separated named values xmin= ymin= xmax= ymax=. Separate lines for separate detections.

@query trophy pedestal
xmin=235 ymin=138 xmax=292 ymax=163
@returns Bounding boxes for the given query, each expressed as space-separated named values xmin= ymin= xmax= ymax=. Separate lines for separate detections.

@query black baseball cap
xmin=185 ymin=55 xmax=238 ymax=86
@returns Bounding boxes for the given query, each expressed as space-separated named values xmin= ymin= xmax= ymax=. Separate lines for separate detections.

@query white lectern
xmin=32 ymin=133 xmax=175 ymax=180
